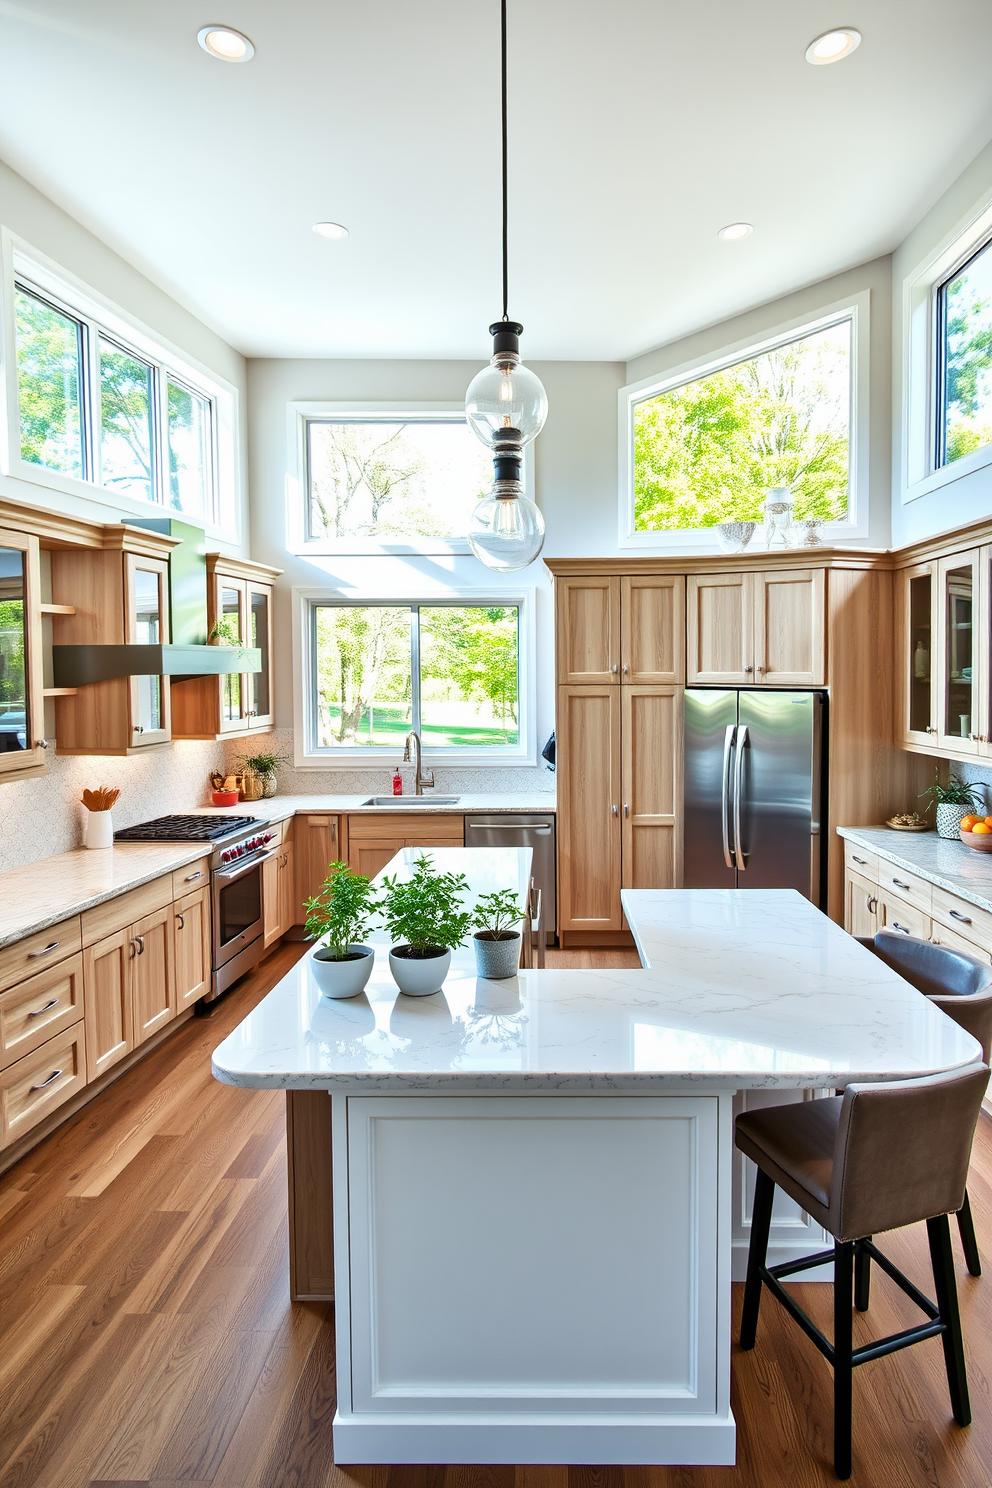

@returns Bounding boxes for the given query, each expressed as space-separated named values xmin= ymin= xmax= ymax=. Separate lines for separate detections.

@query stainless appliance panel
xmin=683 ymin=690 xmax=738 ymax=889
xmin=463 ymin=815 xmax=556 ymax=935
xmin=736 ymin=690 xmax=820 ymax=897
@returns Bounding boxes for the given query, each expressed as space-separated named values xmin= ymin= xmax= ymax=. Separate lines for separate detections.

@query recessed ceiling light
xmin=312 ymin=222 xmax=349 ymax=240
xmin=718 ymin=223 xmax=753 ymax=242
xmin=197 ymin=25 xmax=254 ymax=62
xmin=805 ymin=27 xmax=861 ymax=64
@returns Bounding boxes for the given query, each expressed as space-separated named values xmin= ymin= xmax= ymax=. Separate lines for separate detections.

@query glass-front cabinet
xmin=126 ymin=555 xmax=170 ymax=747
xmin=898 ymin=561 xmax=937 ymax=747
xmin=936 ymin=550 xmax=983 ymax=757
xmin=172 ymin=555 xmax=279 ymax=741
xmin=0 ymin=528 xmax=46 ymax=778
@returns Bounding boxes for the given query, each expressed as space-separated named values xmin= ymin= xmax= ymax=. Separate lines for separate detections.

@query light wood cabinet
xmin=556 ymin=576 xmax=621 ymax=683
xmin=131 ymin=905 xmax=176 ymax=1044
xmin=0 ymin=525 xmax=47 ymax=779
xmin=264 ymin=839 xmax=298 ymax=946
xmin=687 ymin=570 xmax=825 ymax=686
xmin=0 ymin=1023 xmax=86 ymax=1149
xmin=620 ymin=576 xmax=685 ymax=683
xmin=935 ymin=549 xmax=983 ymax=757
xmin=296 ymin=815 xmax=343 ymax=912
xmin=82 ymin=929 xmax=132 ymax=1081
xmin=621 ymin=685 xmax=682 ymax=891
xmin=0 ymin=916 xmax=81 ymax=994
xmin=345 ymin=814 xmax=465 ymax=881
xmin=895 ymin=562 xmax=938 ymax=748
xmin=82 ymin=892 xmax=179 ymax=1081
xmin=557 ymin=685 xmax=624 ymax=933
xmin=0 ymin=954 xmax=84 ymax=1071
xmin=844 ymin=869 xmax=879 ymax=940
xmin=173 ymin=887 xmax=211 ymax=1008
xmin=171 ymin=555 xmax=281 ymax=741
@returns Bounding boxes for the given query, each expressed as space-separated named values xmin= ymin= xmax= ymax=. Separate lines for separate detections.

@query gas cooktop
xmin=114 ymin=814 xmax=259 ymax=843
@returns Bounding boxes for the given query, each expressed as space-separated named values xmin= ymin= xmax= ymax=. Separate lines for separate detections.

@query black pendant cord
xmin=501 ymin=0 xmax=509 ymax=322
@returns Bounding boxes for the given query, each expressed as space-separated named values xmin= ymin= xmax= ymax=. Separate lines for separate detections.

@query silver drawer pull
xmin=184 ymin=870 xmax=202 ymax=882
xmin=852 ymin=855 xmax=867 ymax=866
xmin=135 ymin=935 xmax=145 ymax=955
xmin=31 ymin=1069 xmax=63 ymax=1091
xmin=892 ymin=879 xmax=911 ymax=891
xmin=892 ymin=922 xmax=911 ymax=934
xmin=27 ymin=941 xmax=60 ymax=959
xmin=950 ymin=909 xmax=973 ymax=924
xmin=27 ymin=999 xmax=60 ymax=1018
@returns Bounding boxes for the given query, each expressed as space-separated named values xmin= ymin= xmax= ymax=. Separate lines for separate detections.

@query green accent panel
xmin=128 ymin=517 xmax=208 ymax=645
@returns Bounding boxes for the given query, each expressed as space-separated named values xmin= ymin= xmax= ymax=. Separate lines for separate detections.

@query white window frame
xmin=618 ymin=292 xmax=869 ymax=551
xmin=286 ymin=400 xmax=535 ymax=556
xmin=292 ymin=585 xmax=537 ymax=767
xmin=901 ymin=195 xmax=992 ymax=503
xmin=0 ymin=229 xmax=240 ymax=540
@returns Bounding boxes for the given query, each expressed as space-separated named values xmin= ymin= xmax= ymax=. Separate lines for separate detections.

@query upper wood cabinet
xmin=556 ymin=576 xmax=621 ymax=683
xmin=936 ymin=549 xmax=983 ymax=757
xmin=895 ymin=561 xmax=938 ymax=748
xmin=687 ymin=569 xmax=825 ymax=686
xmin=0 ymin=526 xmax=47 ymax=779
xmin=171 ymin=554 xmax=280 ymax=741
xmin=620 ymin=576 xmax=685 ymax=683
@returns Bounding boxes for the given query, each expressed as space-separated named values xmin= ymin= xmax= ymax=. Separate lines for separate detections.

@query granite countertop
xmin=211 ymin=882 xmax=981 ymax=1093
xmin=838 ymin=826 xmax=992 ymax=914
xmin=197 ymin=792 xmax=556 ymax=823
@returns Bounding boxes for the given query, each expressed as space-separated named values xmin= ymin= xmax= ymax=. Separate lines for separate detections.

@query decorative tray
xmin=885 ymin=817 xmax=931 ymax=832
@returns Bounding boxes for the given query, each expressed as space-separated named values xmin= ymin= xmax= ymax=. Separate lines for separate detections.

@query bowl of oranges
xmin=960 ymin=816 xmax=992 ymax=850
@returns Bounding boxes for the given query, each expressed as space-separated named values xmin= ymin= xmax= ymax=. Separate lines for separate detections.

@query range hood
xmin=52 ymin=518 xmax=260 ymax=686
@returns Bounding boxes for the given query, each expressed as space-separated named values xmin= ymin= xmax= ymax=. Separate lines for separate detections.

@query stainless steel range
xmin=114 ymin=814 xmax=278 ymax=1001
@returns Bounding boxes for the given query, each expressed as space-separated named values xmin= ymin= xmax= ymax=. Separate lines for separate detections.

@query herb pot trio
xmin=304 ymin=857 xmax=525 ymax=1000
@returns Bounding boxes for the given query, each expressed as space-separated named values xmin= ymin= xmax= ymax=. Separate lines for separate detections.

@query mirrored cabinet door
xmin=937 ymin=550 xmax=982 ymax=755
xmin=125 ymin=555 xmax=171 ymax=747
xmin=0 ymin=530 xmax=46 ymax=776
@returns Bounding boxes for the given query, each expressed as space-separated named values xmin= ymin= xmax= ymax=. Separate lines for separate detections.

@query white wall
xmin=245 ymin=356 xmax=624 ymax=768
xmin=892 ymin=137 xmax=992 ymax=547
xmin=0 ymin=156 xmax=249 ymax=554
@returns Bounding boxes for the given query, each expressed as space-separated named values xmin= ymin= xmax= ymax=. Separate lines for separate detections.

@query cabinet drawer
xmin=0 ymin=917 xmax=81 ymax=994
xmin=172 ymin=857 xmax=210 ymax=899
xmin=877 ymin=862 xmax=932 ymax=915
xmin=0 ymin=954 xmax=84 ymax=1071
xmin=931 ymin=887 xmax=992 ymax=952
xmin=0 ymin=1024 xmax=86 ymax=1148
xmin=346 ymin=812 xmax=464 ymax=841
xmin=844 ymin=843 xmax=879 ymax=882
xmin=931 ymin=920 xmax=992 ymax=963
xmin=880 ymin=897 xmax=931 ymax=940
xmin=81 ymin=875 xmax=172 ymax=947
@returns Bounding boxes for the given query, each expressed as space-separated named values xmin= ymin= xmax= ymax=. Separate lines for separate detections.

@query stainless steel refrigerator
xmin=683 ymin=689 xmax=825 ymax=905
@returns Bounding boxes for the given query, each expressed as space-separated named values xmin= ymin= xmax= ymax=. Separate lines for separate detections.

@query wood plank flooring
xmin=1 ymin=942 xmax=991 ymax=1487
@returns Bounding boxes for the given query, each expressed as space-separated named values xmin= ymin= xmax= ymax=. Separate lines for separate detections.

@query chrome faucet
xmin=403 ymin=730 xmax=435 ymax=795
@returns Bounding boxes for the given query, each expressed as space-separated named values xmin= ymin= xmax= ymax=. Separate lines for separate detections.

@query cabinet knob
xmin=744 ymin=665 xmax=753 ymax=673
xmin=34 ymin=738 xmax=48 ymax=750
xmin=611 ymin=804 xmax=619 ymax=816
xmin=622 ymin=665 xmax=629 ymax=674
xmin=611 ymin=664 xmax=619 ymax=674
xmin=133 ymin=725 xmax=144 ymax=734
xmin=623 ymin=803 xmax=630 ymax=817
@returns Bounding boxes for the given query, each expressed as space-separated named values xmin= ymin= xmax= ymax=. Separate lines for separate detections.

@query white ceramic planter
xmin=937 ymin=802 xmax=973 ymax=839
xmin=473 ymin=932 xmax=521 ymax=979
xmin=311 ymin=945 xmax=375 ymax=999
xmin=389 ymin=946 xmax=451 ymax=996
xmin=84 ymin=809 xmax=113 ymax=849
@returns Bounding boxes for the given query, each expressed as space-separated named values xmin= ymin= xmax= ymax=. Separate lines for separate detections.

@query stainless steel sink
xmin=361 ymin=795 xmax=460 ymax=806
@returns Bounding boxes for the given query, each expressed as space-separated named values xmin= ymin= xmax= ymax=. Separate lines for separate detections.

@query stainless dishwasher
xmin=463 ymin=814 xmax=556 ymax=937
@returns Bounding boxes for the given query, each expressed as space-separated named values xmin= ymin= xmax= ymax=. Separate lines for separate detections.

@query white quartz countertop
xmin=212 ymin=878 xmax=981 ymax=1093
xmin=197 ymin=792 xmax=556 ymax=826
xmin=838 ymin=825 xmax=992 ymax=914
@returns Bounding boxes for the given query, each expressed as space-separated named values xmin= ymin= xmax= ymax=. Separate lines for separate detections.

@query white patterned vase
xmin=937 ymin=802 xmax=972 ymax=839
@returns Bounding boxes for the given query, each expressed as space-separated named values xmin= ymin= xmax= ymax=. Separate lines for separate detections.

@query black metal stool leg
xmin=956 ymin=1190 xmax=982 ymax=1277
xmin=740 ymin=1168 xmax=774 ymax=1350
xmin=834 ymin=1240 xmax=854 ymax=1480
xmin=927 ymin=1214 xmax=972 ymax=1426
xmin=854 ymin=1237 xmax=871 ymax=1311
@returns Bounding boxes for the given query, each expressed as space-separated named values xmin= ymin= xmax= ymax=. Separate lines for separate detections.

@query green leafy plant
xmin=918 ymin=770 xmax=984 ymax=810
xmin=208 ymin=616 xmax=242 ymax=646
xmin=379 ymin=854 xmax=472 ymax=958
xmin=473 ymin=889 xmax=524 ymax=941
xmin=236 ymin=749 xmax=287 ymax=777
xmin=304 ymin=861 xmax=380 ymax=961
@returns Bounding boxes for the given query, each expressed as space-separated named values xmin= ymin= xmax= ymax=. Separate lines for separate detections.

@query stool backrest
xmin=872 ymin=931 xmax=992 ymax=998
xmin=831 ymin=1063 xmax=989 ymax=1242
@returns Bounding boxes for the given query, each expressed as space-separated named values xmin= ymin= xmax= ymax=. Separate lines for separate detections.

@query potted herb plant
xmin=379 ymin=854 xmax=472 ymax=996
xmin=304 ymin=861 xmax=380 ymax=999
xmin=919 ymin=770 xmax=985 ymax=839
xmin=472 ymin=888 xmax=525 ymax=979
xmin=236 ymin=748 xmax=287 ymax=799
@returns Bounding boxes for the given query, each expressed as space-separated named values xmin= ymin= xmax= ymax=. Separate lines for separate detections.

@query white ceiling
xmin=1 ymin=0 xmax=991 ymax=361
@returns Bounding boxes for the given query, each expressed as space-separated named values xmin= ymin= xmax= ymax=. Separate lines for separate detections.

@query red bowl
xmin=211 ymin=790 xmax=240 ymax=807
xmin=960 ymin=827 xmax=992 ymax=852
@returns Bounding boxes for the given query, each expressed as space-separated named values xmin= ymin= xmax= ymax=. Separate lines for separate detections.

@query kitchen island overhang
xmin=212 ymin=872 xmax=982 ymax=1467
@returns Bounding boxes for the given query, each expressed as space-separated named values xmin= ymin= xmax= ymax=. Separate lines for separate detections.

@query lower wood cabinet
xmin=82 ymin=904 xmax=180 ymax=1083
xmin=173 ymin=886 xmax=211 ymax=1008
xmin=843 ymin=847 xmax=992 ymax=965
xmin=131 ymin=905 xmax=176 ymax=1043
xmin=83 ymin=929 xmax=133 ymax=1082
xmin=0 ymin=1023 xmax=87 ymax=1149
xmin=264 ymin=840 xmax=298 ymax=946
xmin=0 ymin=953 xmax=84 ymax=1070
xmin=296 ymin=815 xmax=343 ymax=912
xmin=345 ymin=814 xmax=464 ymax=882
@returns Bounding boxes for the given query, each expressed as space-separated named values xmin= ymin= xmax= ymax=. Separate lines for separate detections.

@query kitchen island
xmin=212 ymin=862 xmax=981 ymax=1467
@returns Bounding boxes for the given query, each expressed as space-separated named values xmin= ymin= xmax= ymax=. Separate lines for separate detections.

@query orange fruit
xmin=961 ymin=816 xmax=979 ymax=830
xmin=984 ymin=816 xmax=992 ymax=826
xmin=971 ymin=822 xmax=991 ymax=834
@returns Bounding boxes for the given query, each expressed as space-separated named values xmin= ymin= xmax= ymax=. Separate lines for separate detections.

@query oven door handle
xmin=213 ymin=851 xmax=276 ymax=886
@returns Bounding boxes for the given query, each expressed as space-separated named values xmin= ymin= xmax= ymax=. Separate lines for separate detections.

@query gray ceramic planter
xmin=473 ymin=932 xmax=521 ymax=979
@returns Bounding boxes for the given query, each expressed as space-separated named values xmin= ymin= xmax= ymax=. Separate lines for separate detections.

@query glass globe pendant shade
xmin=468 ymin=489 xmax=545 ymax=571
xmin=465 ymin=322 xmax=548 ymax=449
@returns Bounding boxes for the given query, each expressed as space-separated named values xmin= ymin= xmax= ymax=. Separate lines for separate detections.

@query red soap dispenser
xmin=392 ymin=768 xmax=403 ymax=797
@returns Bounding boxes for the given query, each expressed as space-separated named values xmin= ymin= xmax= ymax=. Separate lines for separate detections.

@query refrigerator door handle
xmin=722 ymin=725 xmax=737 ymax=869
xmin=733 ymin=723 xmax=749 ymax=872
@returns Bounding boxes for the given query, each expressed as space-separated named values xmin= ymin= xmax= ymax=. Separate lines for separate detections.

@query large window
xmin=628 ymin=319 xmax=852 ymax=534
xmin=10 ymin=273 xmax=220 ymax=523
xmin=937 ymin=236 xmax=992 ymax=468
xmin=310 ymin=601 xmax=521 ymax=753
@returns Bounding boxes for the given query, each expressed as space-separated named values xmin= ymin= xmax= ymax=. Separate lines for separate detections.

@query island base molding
xmin=331 ymin=1414 xmax=737 ymax=1466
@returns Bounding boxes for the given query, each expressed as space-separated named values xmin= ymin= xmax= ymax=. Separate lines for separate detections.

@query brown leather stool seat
xmin=736 ymin=1063 xmax=988 ymax=1479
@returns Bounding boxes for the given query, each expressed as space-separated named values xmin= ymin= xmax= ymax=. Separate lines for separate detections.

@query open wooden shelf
xmin=39 ymin=603 xmax=76 ymax=615
xmin=43 ymin=686 xmax=77 ymax=697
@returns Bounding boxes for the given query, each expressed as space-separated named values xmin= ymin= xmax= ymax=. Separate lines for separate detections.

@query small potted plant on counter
xmin=919 ymin=770 xmax=985 ymax=839
xmin=472 ymin=888 xmax=525 ymax=979
xmin=236 ymin=748 xmax=287 ymax=799
xmin=379 ymin=854 xmax=472 ymax=996
xmin=304 ymin=861 xmax=380 ymax=999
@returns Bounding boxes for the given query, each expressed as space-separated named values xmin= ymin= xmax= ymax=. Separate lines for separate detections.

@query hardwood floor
xmin=1 ymin=943 xmax=991 ymax=1487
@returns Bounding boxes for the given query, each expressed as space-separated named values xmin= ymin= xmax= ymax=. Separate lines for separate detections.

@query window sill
xmin=0 ymin=460 xmax=237 ymax=544
xmin=903 ymin=440 xmax=992 ymax=503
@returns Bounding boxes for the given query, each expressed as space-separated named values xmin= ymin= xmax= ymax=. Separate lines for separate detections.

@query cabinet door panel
xmin=557 ymin=685 xmax=622 ymax=932
xmin=753 ymin=569 xmax=825 ymax=685
xmin=877 ymin=894 xmax=930 ymax=941
xmin=0 ymin=530 xmax=47 ymax=778
xmin=82 ymin=929 xmax=133 ymax=1081
xmin=556 ymin=577 xmax=620 ymax=683
xmin=1 ymin=1025 xmax=86 ymax=1149
xmin=217 ymin=577 xmax=248 ymax=734
xmin=296 ymin=816 xmax=342 ymax=910
xmin=263 ymin=851 xmax=281 ymax=947
xmin=896 ymin=563 xmax=938 ymax=748
xmin=936 ymin=550 xmax=982 ymax=756
xmin=686 ymin=574 xmax=752 ymax=684
xmin=131 ymin=906 xmax=176 ymax=1044
xmin=0 ymin=954 xmax=84 ymax=1071
xmin=174 ymin=888 xmax=211 ymax=1008
xmin=622 ymin=686 xmax=681 ymax=890
xmin=278 ymin=843 xmax=297 ymax=935
xmin=350 ymin=839 xmax=405 ymax=881
xmin=247 ymin=583 xmax=275 ymax=729
xmin=621 ymin=576 xmax=685 ymax=683
xmin=844 ymin=870 xmax=879 ymax=939
xmin=125 ymin=553 xmax=171 ymax=747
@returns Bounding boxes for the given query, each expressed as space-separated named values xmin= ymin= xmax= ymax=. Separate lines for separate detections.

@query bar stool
xmin=736 ymin=1063 xmax=989 ymax=1479
xmin=861 ymin=930 xmax=992 ymax=1275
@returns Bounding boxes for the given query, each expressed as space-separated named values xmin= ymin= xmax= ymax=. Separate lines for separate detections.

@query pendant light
xmin=465 ymin=0 xmax=547 ymax=571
